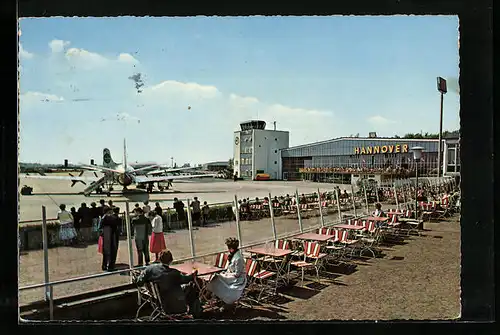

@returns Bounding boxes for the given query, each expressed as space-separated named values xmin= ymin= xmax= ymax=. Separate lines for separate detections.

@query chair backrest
xmin=318 ymin=227 xmax=330 ymax=235
xmin=303 ymin=241 xmax=321 ymax=257
xmin=245 ymin=258 xmax=259 ymax=277
xmin=367 ymin=221 xmax=376 ymax=233
xmin=214 ymin=252 xmax=229 ymax=269
xmin=321 ymin=201 xmax=328 ymax=207
xmin=275 ymin=239 xmax=290 ymax=250
xmin=332 ymin=229 xmax=340 ymax=242
xmin=339 ymin=230 xmax=348 ymax=242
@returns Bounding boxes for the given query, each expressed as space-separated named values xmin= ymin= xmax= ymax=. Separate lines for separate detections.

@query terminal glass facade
xmin=281 ymin=138 xmax=441 ymax=181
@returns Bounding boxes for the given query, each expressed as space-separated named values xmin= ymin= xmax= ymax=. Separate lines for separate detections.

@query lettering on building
xmin=354 ymin=144 xmax=409 ymax=155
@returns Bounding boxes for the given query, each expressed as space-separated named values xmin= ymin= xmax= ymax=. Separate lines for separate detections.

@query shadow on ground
xmin=203 ymin=305 xmax=288 ymax=320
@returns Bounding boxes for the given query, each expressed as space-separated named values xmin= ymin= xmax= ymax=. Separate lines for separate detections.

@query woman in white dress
xmin=57 ymin=204 xmax=77 ymax=245
xmin=207 ymin=237 xmax=247 ymax=313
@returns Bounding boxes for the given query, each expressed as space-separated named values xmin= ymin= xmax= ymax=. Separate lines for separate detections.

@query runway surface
xmin=19 ymin=174 xmax=350 ymax=222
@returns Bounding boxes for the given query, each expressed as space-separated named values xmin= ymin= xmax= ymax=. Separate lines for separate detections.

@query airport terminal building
xmin=233 ymin=120 xmax=460 ymax=183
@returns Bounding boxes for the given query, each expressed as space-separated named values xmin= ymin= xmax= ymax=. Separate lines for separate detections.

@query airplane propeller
xmin=69 ymin=171 xmax=87 ymax=187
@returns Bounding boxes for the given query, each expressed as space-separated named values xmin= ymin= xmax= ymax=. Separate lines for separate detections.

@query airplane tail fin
xmin=103 ymin=148 xmax=117 ymax=168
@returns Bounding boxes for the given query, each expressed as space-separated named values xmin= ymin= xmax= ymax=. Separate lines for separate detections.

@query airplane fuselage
xmin=105 ymin=164 xmax=137 ymax=187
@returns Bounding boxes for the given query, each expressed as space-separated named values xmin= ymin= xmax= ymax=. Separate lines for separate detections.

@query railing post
xmin=233 ymin=195 xmax=243 ymax=246
xmin=41 ymin=206 xmax=50 ymax=302
xmin=49 ymin=285 xmax=54 ymax=321
xmin=124 ymin=201 xmax=134 ymax=276
xmin=295 ymin=189 xmax=304 ymax=232
xmin=393 ymin=183 xmax=399 ymax=210
xmin=335 ymin=188 xmax=342 ymax=223
xmin=268 ymin=192 xmax=277 ymax=240
xmin=402 ymin=181 xmax=407 ymax=209
xmin=350 ymin=183 xmax=357 ymax=217
xmin=186 ymin=199 xmax=196 ymax=258
xmin=363 ymin=180 xmax=369 ymax=215
xmin=317 ymin=188 xmax=324 ymax=227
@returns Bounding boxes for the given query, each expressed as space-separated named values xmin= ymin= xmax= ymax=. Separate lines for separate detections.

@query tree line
xmin=393 ymin=130 xmax=459 ymax=139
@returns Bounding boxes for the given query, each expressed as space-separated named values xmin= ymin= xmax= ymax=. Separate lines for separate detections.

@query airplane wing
xmin=146 ymin=166 xmax=201 ymax=175
xmin=133 ymin=164 xmax=160 ymax=173
xmin=135 ymin=173 xmax=216 ymax=183
xmin=79 ymin=164 xmax=122 ymax=173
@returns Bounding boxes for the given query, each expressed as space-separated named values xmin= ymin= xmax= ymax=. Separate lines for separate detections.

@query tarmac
xmin=19 ymin=174 xmax=352 ymax=222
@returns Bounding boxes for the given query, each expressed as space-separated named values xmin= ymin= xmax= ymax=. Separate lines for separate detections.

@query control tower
xmin=233 ymin=120 xmax=289 ymax=180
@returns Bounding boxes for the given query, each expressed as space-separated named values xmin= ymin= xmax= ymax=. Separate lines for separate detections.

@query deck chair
xmin=243 ymin=258 xmax=277 ymax=302
xmin=290 ymin=241 xmax=327 ymax=286
xmin=135 ymin=281 xmax=192 ymax=321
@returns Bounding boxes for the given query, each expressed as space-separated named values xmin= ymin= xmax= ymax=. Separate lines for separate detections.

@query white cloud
xmin=143 ymin=80 xmax=220 ymax=100
xmin=229 ymin=93 xmax=259 ymax=105
xmin=20 ymin=91 xmax=65 ymax=104
xmin=49 ymin=39 xmax=71 ymax=53
xmin=65 ymin=47 xmax=108 ymax=68
xmin=117 ymin=53 xmax=139 ymax=64
xmin=225 ymin=93 xmax=337 ymax=145
xmin=19 ymin=44 xmax=34 ymax=59
xmin=367 ymin=115 xmax=397 ymax=125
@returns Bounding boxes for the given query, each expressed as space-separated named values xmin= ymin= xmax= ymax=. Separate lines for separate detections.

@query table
xmin=171 ymin=261 xmax=223 ymax=276
xmin=387 ymin=211 xmax=404 ymax=216
xmin=171 ymin=261 xmax=224 ymax=303
xmin=334 ymin=224 xmax=366 ymax=230
xmin=364 ymin=217 xmax=389 ymax=222
xmin=247 ymin=247 xmax=293 ymax=295
xmin=293 ymin=233 xmax=334 ymax=242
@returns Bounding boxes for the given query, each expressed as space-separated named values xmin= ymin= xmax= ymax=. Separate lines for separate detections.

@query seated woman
xmin=207 ymin=237 xmax=247 ymax=313
xmin=373 ymin=203 xmax=386 ymax=217
xmin=135 ymin=250 xmax=202 ymax=318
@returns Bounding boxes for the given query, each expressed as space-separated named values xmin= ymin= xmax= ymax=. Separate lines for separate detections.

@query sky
xmin=18 ymin=16 xmax=460 ymax=165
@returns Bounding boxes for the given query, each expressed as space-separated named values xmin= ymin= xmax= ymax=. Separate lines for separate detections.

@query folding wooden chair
xmin=135 ymin=281 xmax=192 ymax=321
xmin=243 ymin=258 xmax=277 ymax=302
xmin=290 ymin=241 xmax=327 ymax=286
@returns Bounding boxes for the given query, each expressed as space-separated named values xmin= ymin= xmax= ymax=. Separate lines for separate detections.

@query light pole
xmin=437 ymin=77 xmax=447 ymax=177
xmin=412 ymin=146 xmax=424 ymax=219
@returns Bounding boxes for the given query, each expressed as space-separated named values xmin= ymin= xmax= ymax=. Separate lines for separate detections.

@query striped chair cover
xmin=214 ymin=252 xmax=229 ymax=269
xmin=274 ymin=239 xmax=290 ymax=250
xmin=303 ymin=241 xmax=321 ymax=257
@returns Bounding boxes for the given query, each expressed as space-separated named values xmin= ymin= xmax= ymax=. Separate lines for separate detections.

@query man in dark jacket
xmin=100 ymin=207 xmax=121 ymax=271
xmin=132 ymin=208 xmax=152 ymax=266
xmin=135 ymin=250 xmax=201 ymax=317
xmin=77 ymin=203 xmax=92 ymax=227
xmin=173 ymin=198 xmax=186 ymax=228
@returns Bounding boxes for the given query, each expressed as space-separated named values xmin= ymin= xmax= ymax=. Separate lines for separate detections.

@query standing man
xmin=99 ymin=199 xmax=109 ymax=218
xmin=100 ymin=207 xmax=121 ymax=271
xmin=132 ymin=208 xmax=152 ymax=267
xmin=90 ymin=202 xmax=101 ymax=238
xmin=173 ymin=198 xmax=186 ymax=228
xmin=77 ymin=202 xmax=92 ymax=241
xmin=143 ymin=201 xmax=151 ymax=216
xmin=190 ymin=197 xmax=201 ymax=227
xmin=202 ymin=201 xmax=210 ymax=226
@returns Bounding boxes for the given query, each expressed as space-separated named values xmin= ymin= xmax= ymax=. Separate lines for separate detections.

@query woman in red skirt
xmin=149 ymin=207 xmax=166 ymax=262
